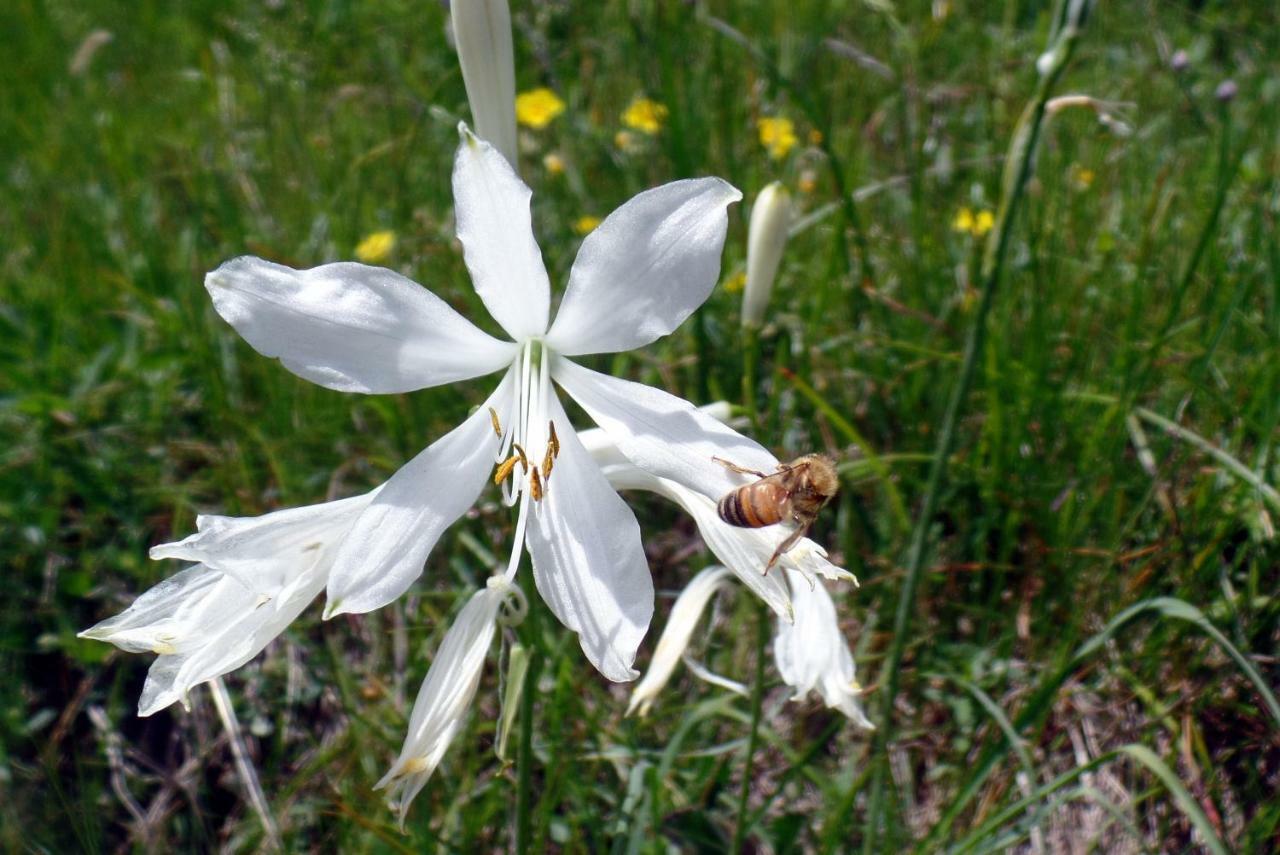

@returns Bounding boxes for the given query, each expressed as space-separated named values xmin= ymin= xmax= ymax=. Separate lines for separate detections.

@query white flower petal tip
xmin=205 ymin=256 xmax=516 ymax=394
xmin=743 ymin=181 xmax=791 ymax=328
xmin=775 ymin=573 xmax=875 ymax=730
xmin=626 ymin=565 xmax=733 ymax=717
xmin=546 ymin=178 xmax=743 ymax=356
xmin=452 ymin=132 xmax=551 ymax=341
xmin=377 ymin=583 xmax=507 ymax=823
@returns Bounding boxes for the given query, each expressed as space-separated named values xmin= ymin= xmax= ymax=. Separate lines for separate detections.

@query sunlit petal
xmin=526 ymin=393 xmax=653 ymax=682
xmin=206 ymin=256 xmax=516 ymax=393
xmin=546 ymin=178 xmax=741 ymax=356
xmin=555 ymin=356 xmax=777 ymax=499
xmin=453 ymin=125 xmax=551 ymax=340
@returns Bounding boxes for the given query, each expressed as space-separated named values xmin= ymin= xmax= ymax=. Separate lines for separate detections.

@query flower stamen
xmin=488 ymin=406 xmax=503 ymax=438
xmin=530 ymin=467 xmax=544 ymax=501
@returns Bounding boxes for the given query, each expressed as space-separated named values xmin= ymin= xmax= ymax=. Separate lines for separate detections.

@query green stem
xmin=861 ymin=3 xmax=1092 ymax=849
xmin=743 ymin=324 xmax=761 ymax=431
xmin=731 ymin=598 xmax=769 ymax=852
xmin=514 ymin=649 xmax=540 ymax=851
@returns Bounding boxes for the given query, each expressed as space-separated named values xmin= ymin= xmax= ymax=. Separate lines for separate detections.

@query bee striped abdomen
xmin=718 ymin=484 xmax=785 ymax=528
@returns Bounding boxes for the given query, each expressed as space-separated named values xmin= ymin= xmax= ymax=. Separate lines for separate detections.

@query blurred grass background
xmin=3 ymin=0 xmax=1279 ymax=851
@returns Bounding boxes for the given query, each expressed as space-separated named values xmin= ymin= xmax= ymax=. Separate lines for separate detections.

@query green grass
xmin=3 ymin=0 xmax=1279 ymax=851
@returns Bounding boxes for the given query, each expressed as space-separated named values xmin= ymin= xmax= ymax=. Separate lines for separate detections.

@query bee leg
xmin=712 ymin=456 xmax=768 ymax=479
xmin=764 ymin=525 xmax=809 ymax=573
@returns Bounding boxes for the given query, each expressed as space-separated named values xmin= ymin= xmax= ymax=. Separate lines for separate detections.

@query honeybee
xmin=714 ymin=454 xmax=839 ymax=571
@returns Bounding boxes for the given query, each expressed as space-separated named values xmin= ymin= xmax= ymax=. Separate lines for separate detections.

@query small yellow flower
xmin=573 ymin=215 xmax=602 ymax=235
xmin=972 ymin=210 xmax=994 ymax=237
xmin=952 ymin=207 xmax=994 ymax=238
xmin=542 ymin=152 xmax=565 ymax=175
xmin=355 ymin=230 xmax=396 ymax=264
xmin=807 ymin=128 xmax=824 ymax=146
xmin=1068 ymin=163 xmax=1095 ymax=191
xmin=724 ymin=270 xmax=746 ymax=293
xmin=515 ymin=87 xmax=566 ymax=130
xmin=622 ymin=97 xmax=668 ymax=135
xmin=757 ymin=116 xmax=799 ymax=160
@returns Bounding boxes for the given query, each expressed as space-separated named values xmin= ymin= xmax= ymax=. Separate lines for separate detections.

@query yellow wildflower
xmin=724 ymin=270 xmax=746 ymax=293
xmin=543 ymin=152 xmax=566 ymax=175
xmin=515 ymin=87 xmax=565 ymax=130
xmin=355 ymin=230 xmax=396 ymax=264
xmin=972 ymin=210 xmax=994 ymax=236
xmin=573 ymin=216 xmax=602 ymax=235
xmin=621 ymin=98 xmax=668 ymax=135
xmin=1068 ymin=163 xmax=1095 ymax=191
xmin=758 ymin=116 xmax=798 ymax=160
xmin=952 ymin=207 xmax=994 ymax=238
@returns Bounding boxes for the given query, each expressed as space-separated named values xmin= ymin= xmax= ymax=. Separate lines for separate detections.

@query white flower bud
xmin=451 ymin=0 xmax=519 ymax=168
xmin=742 ymin=182 xmax=791 ymax=328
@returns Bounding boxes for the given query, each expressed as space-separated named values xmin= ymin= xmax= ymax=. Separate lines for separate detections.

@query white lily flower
xmin=203 ymin=125 xmax=790 ymax=682
xmin=377 ymin=575 xmax=525 ymax=824
xmin=625 ymin=563 xmax=874 ymax=729
xmin=79 ymin=492 xmax=373 ymax=716
xmin=451 ymin=0 xmax=519 ymax=167
xmin=775 ymin=570 xmax=875 ymax=729
xmin=626 ymin=565 xmax=734 ymax=717
xmin=742 ymin=181 xmax=791 ymax=328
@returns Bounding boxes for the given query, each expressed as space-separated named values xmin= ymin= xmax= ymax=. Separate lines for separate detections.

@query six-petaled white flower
xmin=201 ymin=124 xmax=802 ymax=681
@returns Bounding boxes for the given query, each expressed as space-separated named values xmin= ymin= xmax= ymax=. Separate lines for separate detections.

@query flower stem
xmin=514 ymin=647 xmax=540 ymax=852
xmin=731 ymin=597 xmax=768 ymax=852
xmin=742 ymin=325 xmax=761 ymax=431
xmin=209 ymin=678 xmax=281 ymax=851
xmin=861 ymin=2 xmax=1092 ymax=848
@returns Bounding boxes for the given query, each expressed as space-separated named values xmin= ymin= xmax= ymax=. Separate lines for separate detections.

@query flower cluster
xmin=82 ymin=121 xmax=867 ymax=821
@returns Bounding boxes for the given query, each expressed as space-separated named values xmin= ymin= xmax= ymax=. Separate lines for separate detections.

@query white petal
xmin=453 ymin=126 xmax=551 ymax=340
xmin=78 ymin=564 xmax=226 ymax=654
xmin=149 ymin=492 xmax=375 ymax=592
xmin=627 ymin=565 xmax=733 ymax=717
xmin=742 ymin=182 xmax=791 ymax=327
xmin=377 ymin=581 xmax=507 ymax=823
xmin=775 ymin=572 xmax=874 ymax=729
xmin=137 ymin=567 xmax=326 ymax=717
xmin=206 ymin=256 xmax=516 ymax=393
xmin=324 ymin=368 xmax=516 ymax=617
xmin=526 ymin=393 xmax=653 ymax=681
xmin=451 ymin=0 xmax=518 ymax=167
xmin=600 ymin=463 xmax=792 ymax=621
xmin=554 ymin=356 xmax=777 ymax=499
xmin=545 ymin=178 xmax=741 ymax=356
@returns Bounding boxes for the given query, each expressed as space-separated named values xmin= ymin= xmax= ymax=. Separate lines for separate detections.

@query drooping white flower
xmin=377 ymin=575 xmax=525 ymax=824
xmin=625 ymin=563 xmax=874 ymax=729
xmin=742 ymin=181 xmax=791 ymax=328
xmin=774 ymin=571 xmax=875 ymax=729
xmin=451 ymin=0 xmax=518 ymax=168
xmin=79 ymin=492 xmax=374 ymax=715
xmin=203 ymin=125 xmax=797 ymax=682
xmin=626 ymin=565 xmax=734 ymax=717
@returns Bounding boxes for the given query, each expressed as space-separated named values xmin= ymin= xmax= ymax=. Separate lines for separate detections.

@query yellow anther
xmin=511 ymin=442 xmax=530 ymax=469
xmin=488 ymin=407 xmax=502 ymax=438
xmin=530 ymin=468 xmax=544 ymax=501
xmin=542 ymin=447 xmax=555 ymax=481
xmin=548 ymin=420 xmax=560 ymax=458
xmin=494 ymin=455 xmax=520 ymax=485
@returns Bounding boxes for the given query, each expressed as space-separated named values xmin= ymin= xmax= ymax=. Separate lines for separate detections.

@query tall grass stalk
xmin=862 ymin=2 xmax=1093 ymax=848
